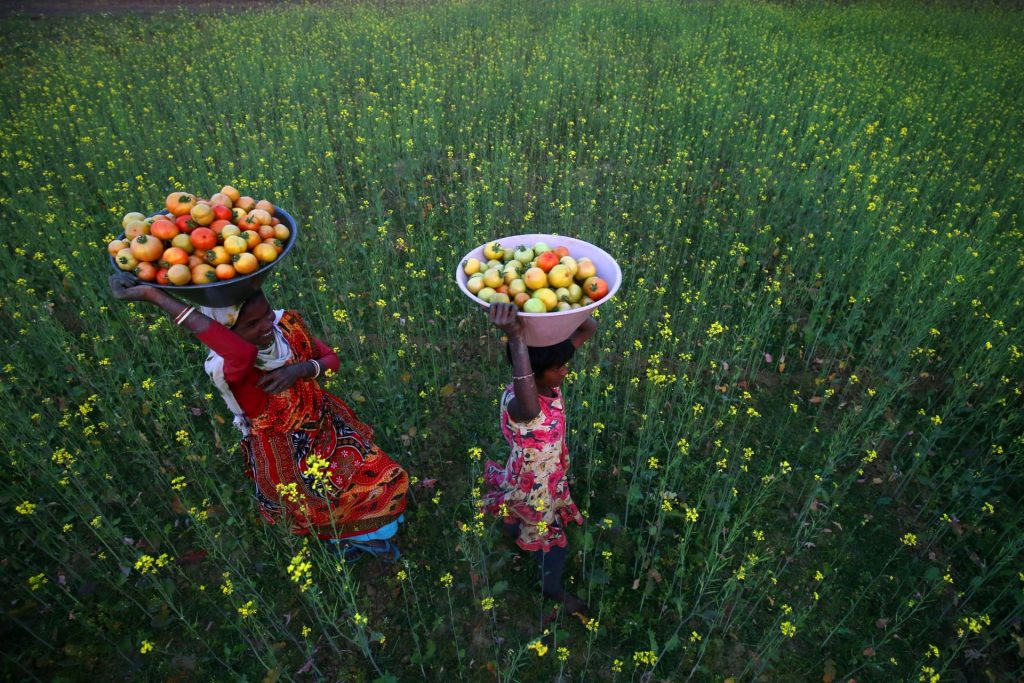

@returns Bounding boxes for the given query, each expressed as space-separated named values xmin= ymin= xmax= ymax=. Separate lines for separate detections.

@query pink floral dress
xmin=483 ymin=385 xmax=583 ymax=552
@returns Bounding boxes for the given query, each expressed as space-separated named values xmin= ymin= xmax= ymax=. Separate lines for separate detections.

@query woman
xmin=483 ymin=302 xmax=597 ymax=620
xmin=108 ymin=273 xmax=408 ymax=560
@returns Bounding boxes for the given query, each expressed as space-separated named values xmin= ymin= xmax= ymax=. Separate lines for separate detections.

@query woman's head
xmin=506 ymin=339 xmax=575 ymax=388
xmin=231 ymin=291 xmax=276 ymax=347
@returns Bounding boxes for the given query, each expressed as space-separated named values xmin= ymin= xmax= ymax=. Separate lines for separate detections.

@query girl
xmin=483 ymin=302 xmax=598 ymax=619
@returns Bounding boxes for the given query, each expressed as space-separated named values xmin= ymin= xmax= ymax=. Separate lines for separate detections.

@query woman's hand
xmin=257 ymin=363 xmax=310 ymax=394
xmin=489 ymin=302 xmax=523 ymax=338
xmin=109 ymin=273 xmax=154 ymax=303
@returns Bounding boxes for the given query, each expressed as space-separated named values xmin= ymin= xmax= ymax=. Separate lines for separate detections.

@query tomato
xmin=553 ymin=245 xmax=570 ymax=258
xmin=107 ymin=239 xmax=129 ymax=256
xmin=523 ymin=267 xmax=547 ymax=290
xmin=206 ymin=246 xmax=230 ymax=266
xmin=547 ymin=264 xmax=572 ymax=288
xmin=209 ymin=219 xmax=232 ymax=235
xmin=166 ymin=264 xmax=192 ymax=285
xmin=255 ymin=199 xmax=275 ymax=215
xmin=122 ymin=211 xmax=146 ymax=228
xmin=149 ymin=219 xmax=178 ymax=242
xmin=270 ymin=217 xmax=280 ymax=226
xmin=130 ymin=234 xmax=164 ymax=262
xmin=258 ymin=224 xmax=276 ymax=240
xmin=273 ymin=224 xmax=290 ymax=241
xmin=235 ymin=196 xmax=256 ymax=212
xmin=263 ymin=237 xmax=285 ymax=254
xmin=536 ymin=251 xmax=560 ymax=272
xmin=232 ymin=252 xmax=258 ymax=274
xmin=253 ymin=243 xmax=278 ymax=264
xmin=209 ymin=193 xmax=233 ymax=209
xmin=124 ymin=220 xmax=150 ymax=240
xmin=155 ymin=267 xmax=171 ymax=285
xmin=190 ymin=227 xmax=217 ymax=250
xmin=247 ymin=209 xmax=271 ymax=226
xmin=215 ymin=263 xmax=236 ymax=280
xmin=583 ymin=276 xmax=609 ymax=301
xmin=483 ymin=241 xmax=504 ymax=260
xmin=220 ymin=225 xmax=242 ymax=240
xmin=212 ymin=204 xmax=233 ymax=221
xmin=134 ymin=261 xmax=157 ymax=282
xmin=220 ymin=185 xmax=241 ymax=204
xmin=223 ymin=235 xmax=248 ymax=255
xmin=236 ymin=214 xmax=259 ymax=231
xmin=191 ymin=264 xmax=218 ymax=284
xmin=171 ymin=233 xmax=194 ymax=254
xmin=165 ymin=192 xmax=197 ymax=217
xmin=160 ymin=247 xmax=189 ymax=268
xmin=190 ymin=204 xmax=215 ymax=227
xmin=115 ymin=248 xmax=139 ymax=271
xmin=241 ymin=230 xmax=261 ymax=250
xmin=175 ymin=214 xmax=197 ymax=234
xmin=187 ymin=254 xmax=205 ymax=269
xmin=230 ymin=207 xmax=247 ymax=223
xmin=574 ymin=258 xmax=596 ymax=281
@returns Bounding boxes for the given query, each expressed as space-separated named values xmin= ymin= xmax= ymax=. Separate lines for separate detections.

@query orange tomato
xmin=235 ymin=196 xmax=256 ymax=212
xmin=255 ymin=199 xmax=275 ymax=215
xmin=209 ymin=193 xmax=233 ymax=209
xmin=553 ymin=245 xmax=570 ymax=258
xmin=232 ymin=252 xmax=258 ymax=274
xmin=134 ymin=261 xmax=157 ymax=282
xmin=191 ymin=227 xmax=217 ymax=250
xmin=150 ymin=219 xmax=179 ymax=241
xmin=160 ymin=247 xmax=189 ymax=268
xmin=107 ymin=239 xmax=129 ymax=256
xmin=215 ymin=263 xmax=237 ymax=280
xmin=165 ymin=192 xmax=197 ymax=217
xmin=166 ymin=264 xmax=192 ymax=285
xmin=236 ymin=215 xmax=259 ymax=231
xmin=241 ymin=230 xmax=261 ymax=250
xmin=190 ymin=204 xmax=215 ymax=227
xmin=220 ymin=185 xmax=241 ymax=204
xmin=205 ymin=246 xmax=230 ymax=266
xmin=253 ymin=243 xmax=278 ymax=264
xmin=191 ymin=264 xmax=218 ymax=284
xmin=248 ymin=208 xmax=272 ymax=226
xmin=124 ymin=220 xmax=150 ymax=240
xmin=273 ymin=224 xmax=290 ymax=241
xmin=258 ymin=224 xmax=276 ymax=240
xmin=187 ymin=254 xmax=205 ymax=269
xmin=130 ymin=234 xmax=164 ymax=262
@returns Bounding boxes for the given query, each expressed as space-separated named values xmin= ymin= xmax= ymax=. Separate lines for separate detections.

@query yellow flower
xmin=28 ymin=573 xmax=47 ymax=591
xmin=15 ymin=501 xmax=36 ymax=515
xmin=633 ymin=650 xmax=658 ymax=667
xmin=901 ymin=533 xmax=918 ymax=547
xmin=353 ymin=612 xmax=368 ymax=627
xmin=439 ymin=572 xmax=453 ymax=588
xmin=237 ymin=600 xmax=257 ymax=618
xmin=527 ymin=639 xmax=548 ymax=657
xmin=780 ymin=621 xmax=796 ymax=638
xmin=480 ymin=597 xmax=495 ymax=611
xmin=139 ymin=640 xmax=154 ymax=654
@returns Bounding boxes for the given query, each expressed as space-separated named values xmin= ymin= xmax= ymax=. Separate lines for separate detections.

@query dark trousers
xmin=503 ymin=521 xmax=568 ymax=597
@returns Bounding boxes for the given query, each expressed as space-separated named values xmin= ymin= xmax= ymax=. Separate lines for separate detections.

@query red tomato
xmin=175 ymin=214 xmax=197 ymax=234
xmin=150 ymin=219 xmax=179 ymax=241
xmin=134 ymin=262 xmax=157 ymax=282
xmin=536 ymin=251 xmax=560 ymax=272
xmin=155 ymin=267 xmax=171 ymax=285
xmin=190 ymin=227 xmax=217 ymax=251
xmin=583 ymin=276 xmax=609 ymax=301
xmin=553 ymin=246 xmax=570 ymax=258
xmin=212 ymin=204 xmax=233 ymax=221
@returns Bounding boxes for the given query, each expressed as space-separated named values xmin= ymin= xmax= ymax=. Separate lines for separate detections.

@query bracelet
xmin=309 ymin=359 xmax=321 ymax=378
xmin=175 ymin=306 xmax=196 ymax=326
xmin=512 ymin=372 xmax=534 ymax=381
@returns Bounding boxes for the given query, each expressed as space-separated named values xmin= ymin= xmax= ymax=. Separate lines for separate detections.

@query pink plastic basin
xmin=455 ymin=233 xmax=622 ymax=346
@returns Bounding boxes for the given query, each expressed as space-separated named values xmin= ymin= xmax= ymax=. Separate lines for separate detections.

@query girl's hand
xmin=489 ymin=302 xmax=522 ymax=337
xmin=108 ymin=273 xmax=154 ymax=303
xmin=257 ymin=363 xmax=309 ymax=394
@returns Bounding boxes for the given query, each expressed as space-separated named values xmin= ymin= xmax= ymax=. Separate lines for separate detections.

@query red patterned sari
xmin=233 ymin=312 xmax=408 ymax=539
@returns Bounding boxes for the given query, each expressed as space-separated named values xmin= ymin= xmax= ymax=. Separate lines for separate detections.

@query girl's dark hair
xmin=505 ymin=339 xmax=576 ymax=374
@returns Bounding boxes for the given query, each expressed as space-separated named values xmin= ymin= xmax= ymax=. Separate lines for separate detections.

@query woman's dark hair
xmin=505 ymin=339 xmax=576 ymax=374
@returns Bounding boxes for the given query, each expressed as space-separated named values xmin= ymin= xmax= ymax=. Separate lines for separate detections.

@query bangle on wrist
xmin=309 ymin=359 xmax=321 ymax=378
xmin=174 ymin=306 xmax=196 ymax=326
xmin=512 ymin=372 xmax=534 ymax=381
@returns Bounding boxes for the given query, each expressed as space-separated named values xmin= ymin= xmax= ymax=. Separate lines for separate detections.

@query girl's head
xmin=231 ymin=291 xmax=276 ymax=347
xmin=506 ymin=339 xmax=576 ymax=388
